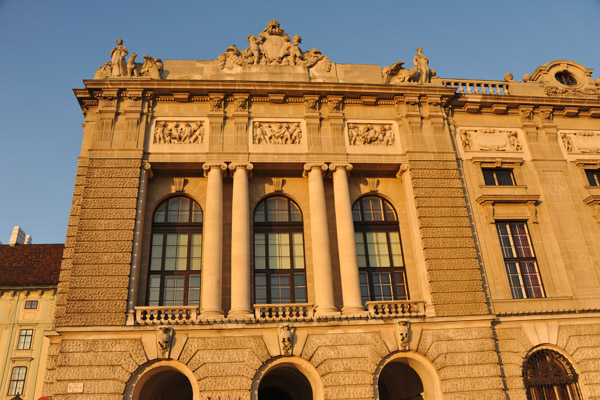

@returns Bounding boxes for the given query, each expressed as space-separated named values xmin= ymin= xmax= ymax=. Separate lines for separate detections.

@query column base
xmin=314 ymin=306 xmax=340 ymax=317
xmin=342 ymin=306 xmax=369 ymax=316
xmin=200 ymin=309 xmax=224 ymax=318
xmin=227 ymin=309 xmax=254 ymax=319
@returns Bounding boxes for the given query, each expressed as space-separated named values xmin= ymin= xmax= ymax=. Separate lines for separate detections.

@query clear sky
xmin=1 ymin=0 xmax=599 ymax=244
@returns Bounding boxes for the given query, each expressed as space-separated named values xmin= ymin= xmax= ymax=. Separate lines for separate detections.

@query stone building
xmin=43 ymin=20 xmax=600 ymax=400
xmin=0 ymin=228 xmax=62 ymax=400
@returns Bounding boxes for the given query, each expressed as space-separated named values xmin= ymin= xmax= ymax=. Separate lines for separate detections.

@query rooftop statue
xmin=382 ymin=46 xmax=435 ymax=84
xmin=94 ymin=38 xmax=163 ymax=79
xmin=217 ymin=19 xmax=331 ymax=71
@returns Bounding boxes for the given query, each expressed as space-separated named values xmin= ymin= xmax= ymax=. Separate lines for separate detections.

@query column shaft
xmin=229 ymin=163 xmax=253 ymax=316
xmin=305 ymin=164 xmax=337 ymax=314
xmin=201 ymin=163 xmax=226 ymax=316
xmin=331 ymin=164 xmax=364 ymax=314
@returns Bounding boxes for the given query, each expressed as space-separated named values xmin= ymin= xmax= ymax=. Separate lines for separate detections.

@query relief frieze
xmin=559 ymin=131 xmax=600 ymax=154
xmin=252 ymin=121 xmax=303 ymax=145
xmin=153 ymin=121 xmax=205 ymax=144
xmin=458 ymin=128 xmax=522 ymax=152
xmin=347 ymin=123 xmax=396 ymax=146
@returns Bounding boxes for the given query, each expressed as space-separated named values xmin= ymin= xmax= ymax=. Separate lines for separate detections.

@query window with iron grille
xmin=253 ymin=196 xmax=306 ymax=304
xmin=147 ymin=196 xmax=203 ymax=306
xmin=17 ymin=329 xmax=33 ymax=350
xmin=7 ymin=366 xmax=27 ymax=396
xmin=353 ymin=196 xmax=408 ymax=305
xmin=496 ymin=221 xmax=545 ymax=299
xmin=524 ymin=349 xmax=582 ymax=400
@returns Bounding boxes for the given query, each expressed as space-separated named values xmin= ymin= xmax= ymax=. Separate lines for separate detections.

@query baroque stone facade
xmin=42 ymin=21 xmax=600 ymax=400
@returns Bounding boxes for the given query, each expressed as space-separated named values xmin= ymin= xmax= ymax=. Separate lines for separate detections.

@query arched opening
xmin=137 ymin=368 xmax=193 ymax=400
xmin=523 ymin=348 xmax=583 ymax=400
xmin=258 ymin=366 xmax=313 ymax=400
xmin=378 ymin=361 xmax=424 ymax=400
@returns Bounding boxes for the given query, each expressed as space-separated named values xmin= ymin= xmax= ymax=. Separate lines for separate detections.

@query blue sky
xmin=1 ymin=0 xmax=599 ymax=243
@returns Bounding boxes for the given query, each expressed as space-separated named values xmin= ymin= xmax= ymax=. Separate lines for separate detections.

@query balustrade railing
xmin=442 ymin=79 xmax=510 ymax=95
xmin=135 ymin=306 xmax=199 ymax=325
xmin=254 ymin=303 xmax=314 ymax=321
xmin=365 ymin=300 xmax=425 ymax=318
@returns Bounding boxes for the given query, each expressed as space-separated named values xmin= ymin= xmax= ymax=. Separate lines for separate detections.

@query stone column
xmin=228 ymin=162 xmax=253 ymax=317
xmin=304 ymin=163 xmax=338 ymax=315
xmin=201 ymin=162 xmax=227 ymax=316
xmin=330 ymin=163 xmax=365 ymax=314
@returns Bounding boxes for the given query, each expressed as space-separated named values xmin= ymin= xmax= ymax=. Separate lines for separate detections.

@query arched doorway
xmin=378 ymin=361 xmax=424 ymax=400
xmin=258 ymin=366 xmax=313 ymax=400
xmin=138 ymin=368 xmax=193 ymax=400
xmin=523 ymin=348 xmax=583 ymax=400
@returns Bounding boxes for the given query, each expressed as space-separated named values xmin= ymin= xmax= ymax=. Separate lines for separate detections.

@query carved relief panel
xmin=344 ymin=121 xmax=400 ymax=154
xmin=457 ymin=127 xmax=527 ymax=160
xmin=148 ymin=118 xmax=209 ymax=153
xmin=559 ymin=130 xmax=600 ymax=159
xmin=248 ymin=119 xmax=307 ymax=153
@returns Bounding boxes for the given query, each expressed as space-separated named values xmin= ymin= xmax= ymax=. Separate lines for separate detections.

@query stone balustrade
xmin=254 ymin=303 xmax=314 ymax=321
xmin=135 ymin=306 xmax=199 ymax=325
xmin=442 ymin=79 xmax=510 ymax=95
xmin=365 ymin=300 xmax=425 ymax=318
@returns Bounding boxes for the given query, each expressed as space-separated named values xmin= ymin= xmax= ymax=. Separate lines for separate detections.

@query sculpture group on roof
xmin=383 ymin=47 xmax=435 ymax=84
xmin=94 ymin=38 xmax=164 ymax=79
xmin=217 ymin=19 xmax=331 ymax=71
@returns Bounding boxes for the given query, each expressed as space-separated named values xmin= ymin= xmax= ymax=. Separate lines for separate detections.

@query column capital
xmin=203 ymin=162 xmax=227 ymax=177
xmin=303 ymin=163 xmax=328 ymax=177
xmin=228 ymin=162 xmax=254 ymax=171
xmin=329 ymin=163 xmax=353 ymax=173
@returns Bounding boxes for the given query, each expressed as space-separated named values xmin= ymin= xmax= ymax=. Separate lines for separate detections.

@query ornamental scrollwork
xmin=153 ymin=121 xmax=204 ymax=144
xmin=347 ymin=123 xmax=395 ymax=146
xmin=252 ymin=121 xmax=303 ymax=145
xmin=458 ymin=128 xmax=522 ymax=152
xmin=559 ymin=131 xmax=600 ymax=154
xmin=217 ymin=19 xmax=331 ymax=72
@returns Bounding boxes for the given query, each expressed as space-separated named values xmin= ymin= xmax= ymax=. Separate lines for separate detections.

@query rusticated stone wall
xmin=418 ymin=327 xmax=505 ymax=399
xmin=55 ymin=158 xmax=141 ymax=327
xmin=408 ymin=160 xmax=489 ymax=316
xmin=497 ymin=322 xmax=600 ymax=400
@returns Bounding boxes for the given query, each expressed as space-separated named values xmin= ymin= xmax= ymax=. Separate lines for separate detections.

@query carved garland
xmin=153 ymin=121 xmax=205 ymax=144
xmin=252 ymin=121 xmax=303 ymax=145
xmin=347 ymin=123 xmax=396 ymax=146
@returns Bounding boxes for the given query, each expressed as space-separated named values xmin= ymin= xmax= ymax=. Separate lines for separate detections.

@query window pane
xmin=496 ymin=170 xmax=514 ymax=186
xmin=268 ymin=233 xmax=290 ymax=269
xmin=359 ymin=272 xmax=370 ymax=305
xmin=294 ymin=273 xmax=307 ymax=303
xmin=190 ymin=234 xmax=202 ymax=270
xmin=271 ymin=275 xmax=291 ymax=303
xmin=154 ymin=202 xmax=166 ymax=223
xmin=366 ymin=232 xmax=390 ymax=267
xmin=292 ymin=233 xmax=304 ymax=269
xmin=352 ymin=202 xmax=361 ymax=222
xmin=389 ymin=232 xmax=404 ymax=267
xmin=178 ymin=197 xmax=190 ymax=222
xmin=163 ymin=276 xmax=185 ymax=306
xmin=176 ymin=234 xmax=188 ymax=271
xmin=192 ymin=202 xmax=203 ymax=222
xmin=254 ymin=202 xmax=265 ymax=222
xmin=8 ymin=366 xmax=27 ymax=396
xmin=254 ymin=233 xmax=266 ymax=270
xmin=394 ymin=272 xmax=408 ymax=300
xmin=290 ymin=202 xmax=302 ymax=222
xmin=372 ymin=272 xmax=393 ymax=301
xmin=255 ymin=274 xmax=267 ymax=304
xmin=188 ymin=275 xmax=201 ymax=306
xmin=167 ymin=197 xmax=179 ymax=222
xmin=383 ymin=201 xmax=397 ymax=221
xmin=148 ymin=276 xmax=161 ymax=306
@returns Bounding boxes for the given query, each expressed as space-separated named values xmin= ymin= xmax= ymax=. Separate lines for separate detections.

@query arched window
xmin=523 ymin=349 xmax=583 ymax=400
xmin=253 ymin=196 xmax=306 ymax=304
xmin=353 ymin=196 xmax=408 ymax=304
xmin=147 ymin=196 xmax=203 ymax=306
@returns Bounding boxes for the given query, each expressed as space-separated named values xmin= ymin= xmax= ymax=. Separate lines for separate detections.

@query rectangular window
xmin=17 ymin=329 xmax=33 ymax=350
xmin=496 ymin=222 xmax=545 ymax=299
xmin=8 ymin=366 xmax=27 ymax=396
xmin=24 ymin=300 xmax=38 ymax=309
xmin=585 ymin=169 xmax=600 ymax=186
xmin=483 ymin=168 xmax=515 ymax=186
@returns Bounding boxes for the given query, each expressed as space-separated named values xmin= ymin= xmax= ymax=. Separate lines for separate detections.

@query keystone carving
xmin=252 ymin=122 xmax=302 ymax=145
xmin=153 ymin=121 xmax=204 ymax=144
xmin=157 ymin=326 xmax=173 ymax=358
xmin=395 ymin=320 xmax=411 ymax=351
xmin=94 ymin=38 xmax=163 ymax=79
xmin=347 ymin=123 xmax=395 ymax=146
xmin=217 ymin=19 xmax=331 ymax=71
xmin=278 ymin=323 xmax=294 ymax=356
xmin=383 ymin=47 xmax=435 ymax=84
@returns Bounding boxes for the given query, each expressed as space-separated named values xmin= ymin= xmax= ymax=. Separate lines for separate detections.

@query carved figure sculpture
xmin=153 ymin=121 xmax=204 ymax=144
xmin=508 ymin=131 xmax=522 ymax=151
xmin=154 ymin=121 xmax=166 ymax=144
xmin=217 ymin=20 xmax=331 ymax=71
xmin=413 ymin=47 xmax=430 ymax=83
xmin=127 ymin=53 xmax=139 ymax=77
xmin=252 ymin=122 xmax=302 ymax=145
xmin=190 ymin=121 xmax=204 ymax=143
xmin=561 ymin=133 xmax=574 ymax=152
xmin=460 ymin=130 xmax=472 ymax=151
xmin=346 ymin=123 xmax=395 ymax=146
xmin=278 ymin=323 xmax=294 ymax=356
xmin=396 ymin=320 xmax=410 ymax=351
xmin=111 ymin=38 xmax=128 ymax=77
xmin=141 ymin=55 xmax=163 ymax=79
xmin=157 ymin=326 xmax=172 ymax=357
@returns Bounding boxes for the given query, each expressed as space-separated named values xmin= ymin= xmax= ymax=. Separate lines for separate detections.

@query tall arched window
xmin=353 ymin=196 xmax=408 ymax=304
xmin=523 ymin=349 xmax=583 ymax=400
xmin=253 ymin=196 xmax=307 ymax=304
xmin=147 ymin=196 xmax=203 ymax=306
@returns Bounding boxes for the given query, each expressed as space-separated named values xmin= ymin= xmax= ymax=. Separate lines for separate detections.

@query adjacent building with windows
xmin=41 ymin=21 xmax=600 ymax=399
xmin=0 ymin=236 xmax=62 ymax=400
